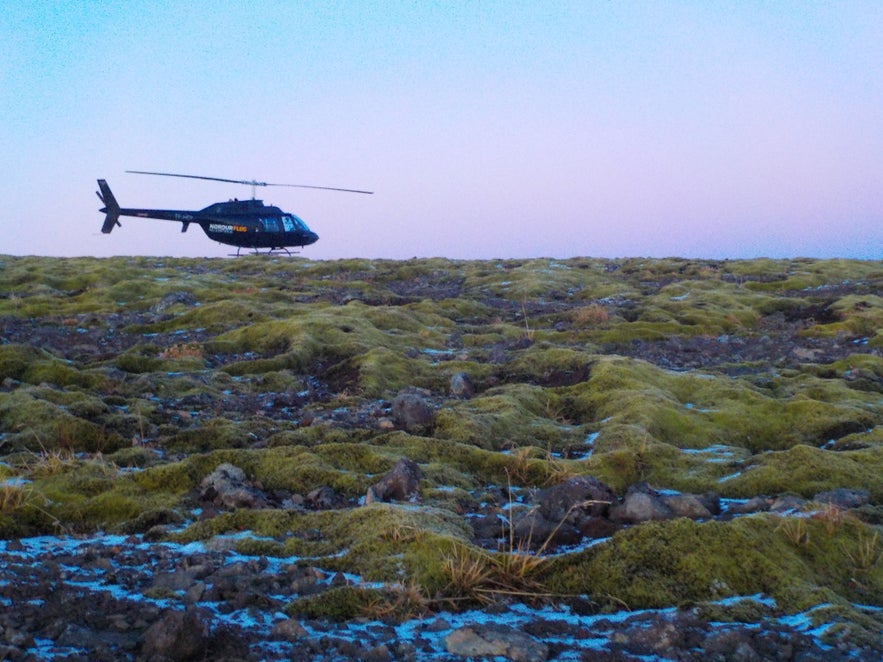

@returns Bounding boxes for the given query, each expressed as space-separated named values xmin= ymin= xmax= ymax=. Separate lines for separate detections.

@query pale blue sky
xmin=2 ymin=1 xmax=881 ymax=259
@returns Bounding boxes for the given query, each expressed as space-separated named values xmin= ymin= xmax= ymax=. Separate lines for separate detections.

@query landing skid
xmin=229 ymin=246 xmax=299 ymax=257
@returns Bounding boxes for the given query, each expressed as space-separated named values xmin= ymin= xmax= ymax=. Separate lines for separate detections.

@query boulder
xmin=724 ymin=497 xmax=771 ymax=516
xmin=150 ymin=291 xmax=197 ymax=315
xmin=391 ymin=392 xmax=435 ymax=430
xmin=366 ymin=458 xmax=422 ymax=503
xmin=660 ymin=492 xmax=715 ymax=520
xmin=512 ymin=475 xmax=617 ymax=547
xmin=271 ymin=618 xmax=309 ymax=641
xmin=306 ymin=486 xmax=341 ymax=510
xmin=445 ymin=624 xmax=548 ymax=662
xmin=512 ymin=509 xmax=581 ymax=549
xmin=608 ymin=483 xmax=675 ymax=524
xmin=449 ymin=371 xmax=476 ymax=399
xmin=140 ymin=608 xmax=209 ymax=661
xmin=769 ymin=495 xmax=806 ymax=513
xmin=536 ymin=475 xmax=616 ymax=524
xmin=813 ymin=488 xmax=870 ymax=509
xmin=199 ymin=463 xmax=267 ymax=510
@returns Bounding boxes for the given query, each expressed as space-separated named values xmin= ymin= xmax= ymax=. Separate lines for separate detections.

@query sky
xmin=2 ymin=1 xmax=882 ymax=261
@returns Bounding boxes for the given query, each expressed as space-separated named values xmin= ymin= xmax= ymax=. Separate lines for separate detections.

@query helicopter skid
xmin=230 ymin=246 xmax=299 ymax=257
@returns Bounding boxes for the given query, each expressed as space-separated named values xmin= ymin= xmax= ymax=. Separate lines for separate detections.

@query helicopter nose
xmin=306 ymin=232 xmax=319 ymax=245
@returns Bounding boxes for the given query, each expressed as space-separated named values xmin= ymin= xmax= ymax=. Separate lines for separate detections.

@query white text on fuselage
xmin=209 ymin=223 xmax=247 ymax=233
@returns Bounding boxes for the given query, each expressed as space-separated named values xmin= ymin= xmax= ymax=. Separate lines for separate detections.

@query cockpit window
xmin=282 ymin=214 xmax=310 ymax=232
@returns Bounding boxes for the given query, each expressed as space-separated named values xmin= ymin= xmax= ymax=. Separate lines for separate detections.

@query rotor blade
xmin=269 ymin=183 xmax=373 ymax=195
xmin=127 ymin=170 xmax=373 ymax=194
xmin=127 ymin=170 xmax=256 ymax=186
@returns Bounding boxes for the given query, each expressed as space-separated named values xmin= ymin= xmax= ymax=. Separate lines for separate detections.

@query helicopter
xmin=97 ymin=170 xmax=373 ymax=255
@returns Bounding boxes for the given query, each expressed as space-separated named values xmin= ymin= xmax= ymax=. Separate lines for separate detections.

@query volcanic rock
xmin=391 ymin=392 xmax=435 ymax=430
xmin=140 ymin=608 xmax=209 ymax=661
xmin=450 ymin=371 xmax=476 ymax=399
xmin=199 ymin=463 xmax=267 ymax=510
xmin=445 ymin=623 xmax=548 ymax=662
xmin=813 ymin=488 xmax=870 ymax=509
xmin=609 ymin=483 xmax=676 ymax=524
xmin=366 ymin=458 xmax=423 ymax=503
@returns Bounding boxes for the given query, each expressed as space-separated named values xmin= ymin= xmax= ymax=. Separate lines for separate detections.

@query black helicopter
xmin=97 ymin=170 xmax=372 ymax=255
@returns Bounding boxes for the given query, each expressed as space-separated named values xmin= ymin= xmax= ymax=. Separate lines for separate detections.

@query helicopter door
xmin=281 ymin=215 xmax=296 ymax=232
xmin=262 ymin=218 xmax=280 ymax=232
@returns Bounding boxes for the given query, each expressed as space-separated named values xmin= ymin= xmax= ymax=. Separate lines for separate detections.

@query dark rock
xmin=703 ymin=628 xmax=762 ymax=661
xmin=513 ymin=509 xmax=580 ymax=549
xmin=536 ymin=475 xmax=616 ymax=524
xmin=272 ymin=618 xmax=309 ymax=641
xmin=698 ymin=491 xmax=722 ymax=516
xmin=150 ymin=291 xmax=197 ymax=314
xmin=366 ymin=458 xmax=423 ymax=503
xmin=577 ymin=516 xmax=620 ymax=539
xmin=445 ymin=623 xmax=548 ymax=662
xmin=609 ymin=483 xmax=675 ymax=524
xmin=611 ymin=616 xmax=686 ymax=655
xmin=306 ymin=486 xmax=341 ymax=510
xmin=140 ymin=608 xmax=209 ymax=661
xmin=425 ymin=617 xmax=452 ymax=632
xmin=199 ymin=463 xmax=267 ymax=509
xmin=150 ymin=567 xmax=203 ymax=592
xmin=813 ymin=488 xmax=870 ymax=509
xmin=470 ymin=512 xmax=507 ymax=542
xmin=450 ymin=371 xmax=476 ymax=399
xmin=725 ymin=497 xmax=771 ymax=516
xmin=769 ymin=495 xmax=807 ymax=513
xmin=510 ymin=476 xmax=621 ymax=548
xmin=661 ymin=493 xmax=713 ymax=519
xmin=391 ymin=392 xmax=435 ymax=430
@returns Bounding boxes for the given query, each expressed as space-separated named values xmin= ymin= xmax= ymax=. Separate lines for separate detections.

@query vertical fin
xmin=97 ymin=179 xmax=122 ymax=233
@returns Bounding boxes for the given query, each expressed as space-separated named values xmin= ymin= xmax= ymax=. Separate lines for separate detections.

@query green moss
xmin=544 ymin=515 xmax=883 ymax=612
xmin=0 ymin=389 xmax=126 ymax=453
xmin=132 ymin=460 xmax=202 ymax=494
xmin=562 ymin=356 xmax=881 ymax=456
xmin=4 ymin=255 xmax=883 ymax=630
xmin=0 ymin=458 xmax=182 ymax=535
xmin=0 ymin=344 xmax=45 ymax=381
xmin=502 ymin=346 xmax=595 ymax=385
xmin=286 ymin=586 xmax=386 ymax=620
xmin=435 ymin=383 xmax=583 ymax=451
xmin=726 ymin=444 xmax=883 ymax=500
xmin=115 ymin=348 xmax=163 ymax=374
xmin=328 ymin=347 xmax=435 ymax=398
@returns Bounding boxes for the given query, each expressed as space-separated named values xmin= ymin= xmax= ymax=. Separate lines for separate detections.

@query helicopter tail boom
xmin=96 ymin=179 xmax=122 ymax=233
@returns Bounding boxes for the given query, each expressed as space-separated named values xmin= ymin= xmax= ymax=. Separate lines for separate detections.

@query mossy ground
xmin=1 ymin=255 xmax=882 ymax=633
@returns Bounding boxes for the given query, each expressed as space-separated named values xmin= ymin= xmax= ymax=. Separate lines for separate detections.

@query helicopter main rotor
xmin=126 ymin=170 xmax=373 ymax=199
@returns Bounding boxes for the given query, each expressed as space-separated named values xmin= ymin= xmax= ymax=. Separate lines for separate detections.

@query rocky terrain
xmin=1 ymin=255 xmax=882 ymax=660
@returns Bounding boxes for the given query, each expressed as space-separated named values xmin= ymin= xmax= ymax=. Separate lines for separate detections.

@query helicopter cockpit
xmin=281 ymin=214 xmax=310 ymax=232
xmin=260 ymin=215 xmax=311 ymax=233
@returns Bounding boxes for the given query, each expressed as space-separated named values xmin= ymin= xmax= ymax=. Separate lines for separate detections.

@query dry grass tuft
xmin=572 ymin=304 xmax=609 ymax=326
xmin=776 ymin=516 xmax=810 ymax=547
xmin=0 ymin=482 xmax=29 ymax=514
xmin=160 ymin=343 xmax=203 ymax=360
xmin=846 ymin=531 xmax=881 ymax=575
xmin=362 ymin=581 xmax=431 ymax=621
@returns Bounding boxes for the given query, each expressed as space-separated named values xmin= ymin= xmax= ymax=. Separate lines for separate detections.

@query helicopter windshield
xmin=281 ymin=215 xmax=310 ymax=232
